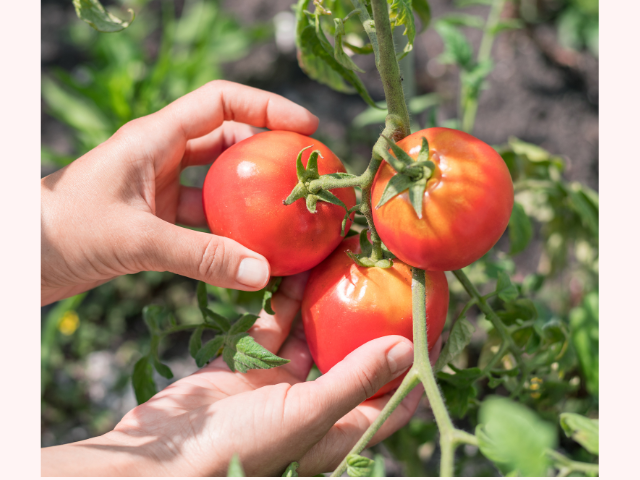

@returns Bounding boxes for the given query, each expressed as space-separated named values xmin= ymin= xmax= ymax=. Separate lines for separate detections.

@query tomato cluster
xmin=203 ymin=128 xmax=513 ymax=398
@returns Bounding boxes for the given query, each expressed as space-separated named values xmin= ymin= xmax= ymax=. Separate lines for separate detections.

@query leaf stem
xmin=547 ymin=449 xmax=599 ymax=476
xmin=452 ymin=269 xmax=529 ymax=394
xmin=330 ymin=367 xmax=421 ymax=477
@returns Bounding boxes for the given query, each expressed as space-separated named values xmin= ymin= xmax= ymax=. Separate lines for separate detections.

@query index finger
xmin=151 ymin=80 xmax=319 ymax=142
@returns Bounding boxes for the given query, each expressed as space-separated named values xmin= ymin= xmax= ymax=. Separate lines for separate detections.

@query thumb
xmin=293 ymin=336 xmax=414 ymax=429
xmin=140 ymin=216 xmax=270 ymax=290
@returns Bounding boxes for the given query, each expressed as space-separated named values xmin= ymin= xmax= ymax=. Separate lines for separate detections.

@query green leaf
xmin=346 ymin=228 xmax=359 ymax=238
xmin=297 ymin=23 xmax=379 ymax=108
xmin=262 ymin=277 xmax=283 ymax=315
xmin=346 ymin=454 xmax=374 ymax=477
xmin=149 ymin=335 xmax=173 ymax=380
xmin=435 ymin=317 xmax=475 ymax=372
xmin=437 ymin=367 xmax=481 ymax=418
xmin=412 ymin=0 xmax=432 ymax=31
xmin=229 ymin=314 xmax=260 ymax=335
xmin=477 ymin=396 xmax=556 ymax=476
xmin=566 ymin=183 xmax=599 ymax=236
xmin=376 ymin=173 xmax=413 ymax=208
xmin=569 ymin=292 xmax=599 ymax=395
xmin=496 ymin=271 xmax=519 ymax=302
xmin=73 ymin=0 xmax=135 ymax=33
xmin=559 ymin=413 xmax=599 ymax=455
xmin=282 ymin=462 xmax=300 ymax=477
xmin=142 ymin=305 xmax=163 ymax=334
xmin=334 ymin=19 xmax=365 ymax=73
xmin=508 ymin=202 xmax=533 ymax=255
xmin=227 ymin=454 xmax=245 ymax=477
xmin=189 ymin=325 xmax=205 ymax=359
xmin=435 ymin=21 xmax=473 ymax=70
xmin=197 ymin=281 xmax=208 ymax=311
xmin=438 ymin=13 xmax=484 ymax=29
xmin=389 ymin=0 xmax=416 ymax=60
xmin=204 ymin=308 xmax=231 ymax=332
xmin=223 ymin=334 xmax=290 ymax=373
xmin=497 ymin=299 xmax=537 ymax=324
xmin=132 ymin=356 xmax=157 ymax=405
xmin=195 ymin=335 xmax=225 ymax=368
xmin=490 ymin=19 xmax=524 ymax=34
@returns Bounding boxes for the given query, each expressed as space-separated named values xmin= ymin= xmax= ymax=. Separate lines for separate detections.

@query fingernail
xmin=387 ymin=341 xmax=414 ymax=374
xmin=236 ymin=258 xmax=269 ymax=288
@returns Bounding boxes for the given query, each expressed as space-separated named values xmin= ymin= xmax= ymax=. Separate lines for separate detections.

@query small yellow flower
xmin=58 ymin=311 xmax=80 ymax=336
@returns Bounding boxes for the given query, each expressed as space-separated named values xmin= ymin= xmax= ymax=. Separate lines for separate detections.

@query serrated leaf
xmin=282 ymin=461 xmax=300 ymax=477
xmin=195 ymin=335 xmax=225 ymax=368
xmin=223 ymin=334 xmax=290 ymax=373
xmin=197 ymin=281 xmax=208 ymax=311
xmin=477 ymin=397 xmax=556 ymax=476
xmin=508 ymin=202 xmax=532 ymax=255
xmin=408 ymin=177 xmax=427 ymax=218
xmin=227 ymin=454 xmax=245 ymax=477
xmin=73 ymin=0 xmax=134 ymax=33
xmin=189 ymin=325 xmax=205 ymax=359
xmin=435 ymin=21 xmax=473 ymax=69
xmin=229 ymin=314 xmax=260 ymax=335
xmin=204 ymin=308 xmax=231 ymax=332
xmin=437 ymin=367 xmax=481 ymax=418
xmin=435 ymin=317 xmax=475 ymax=371
xmin=496 ymin=271 xmax=519 ymax=302
xmin=389 ymin=0 xmax=416 ymax=60
xmin=376 ymin=173 xmax=413 ymax=208
xmin=346 ymin=454 xmax=374 ymax=477
xmin=334 ymin=19 xmax=366 ymax=73
xmin=559 ymin=413 xmax=599 ymax=455
xmin=412 ymin=0 xmax=431 ymax=31
xmin=132 ymin=356 xmax=157 ymax=405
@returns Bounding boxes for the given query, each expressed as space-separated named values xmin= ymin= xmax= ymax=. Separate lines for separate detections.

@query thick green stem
xmin=461 ymin=0 xmax=506 ymax=133
xmin=330 ymin=367 xmax=421 ymax=477
xmin=370 ymin=0 xmax=411 ymax=135
xmin=452 ymin=269 xmax=529 ymax=393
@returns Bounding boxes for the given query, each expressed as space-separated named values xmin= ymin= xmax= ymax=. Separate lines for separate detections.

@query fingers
xmin=247 ymin=271 xmax=310 ymax=353
xmin=288 ymin=336 xmax=414 ymax=435
xmin=297 ymin=384 xmax=424 ymax=475
xmin=139 ymin=215 xmax=270 ymax=290
xmin=145 ymin=80 xmax=319 ymax=143
xmin=277 ymin=320 xmax=314 ymax=382
xmin=182 ymin=121 xmax=261 ymax=168
xmin=176 ymin=186 xmax=207 ymax=227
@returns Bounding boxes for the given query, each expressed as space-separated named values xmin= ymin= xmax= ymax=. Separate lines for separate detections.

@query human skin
xmin=41 ymin=81 xmax=441 ymax=476
xmin=41 ymin=80 xmax=320 ymax=306
xmin=42 ymin=272 xmax=441 ymax=476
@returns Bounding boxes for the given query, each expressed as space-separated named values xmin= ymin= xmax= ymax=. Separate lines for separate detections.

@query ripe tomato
xmin=372 ymin=128 xmax=514 ymax=271
xmin=301 ymin=235 xmax=449 ymax=399
xmin=203 ymin=131 xmax=356 ymax=276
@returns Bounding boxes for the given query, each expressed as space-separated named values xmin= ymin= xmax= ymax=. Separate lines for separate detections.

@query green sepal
xmin=381 ymin=135 xmax=415 ymax=169
xmin=376 ymin=173 xmax=414 ymax=208
xmin=306 ymin=194 xmax=319 ymax=213
xmin=284 ymin=183 xmax=308 ymax=205
xmin=296 ymin=145 xmax=312 ymax=180
xmin=316 ymin=189 xmax=347 ymax=209
xmin=408 ymin=176 xmax=427 ymax=218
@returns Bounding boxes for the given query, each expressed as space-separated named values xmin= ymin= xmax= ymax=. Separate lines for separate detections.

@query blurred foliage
xmin=42 ymin=0 xmax=598 ymax=476
xmin=42 ymin=0 xmax=270 ymax=169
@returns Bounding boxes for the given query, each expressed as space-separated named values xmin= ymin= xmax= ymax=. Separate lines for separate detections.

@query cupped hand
xmin=41 ymin=80 xmax=319 ymax=306
xmin=42 ymin=273 xmax=441 ymax=477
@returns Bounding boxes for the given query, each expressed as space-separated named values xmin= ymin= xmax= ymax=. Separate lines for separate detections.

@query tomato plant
xmin=371 ymin=128 xmax=514 ymax=272
xmin=202 ymin=130 xmax=356 ymax=276
xmin=302 ymin=235 xmax=449 ymax=398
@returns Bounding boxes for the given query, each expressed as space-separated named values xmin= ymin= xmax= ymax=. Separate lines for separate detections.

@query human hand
xmin=41 ymin=272 xmax=441 ymax=476
xmin=41 ymin=81 xmax=319 ymax=306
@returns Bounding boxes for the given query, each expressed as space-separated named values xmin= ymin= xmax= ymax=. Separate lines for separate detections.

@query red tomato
xmin=301 ymin=235 xmax=449 ymax=399
xmin=203 ymin=131 xmax=356 ymax=276
xmin=372 ymin=128 xmax=514 ymax=271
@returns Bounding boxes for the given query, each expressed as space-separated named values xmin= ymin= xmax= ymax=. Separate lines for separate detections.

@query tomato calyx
xmin=283 ymin=145 xmax=351 ymax=214
xmin=376 ymin=136 xmax=436 ymax=219
xmin=346 ymin=229 xmax=395 ymax=268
